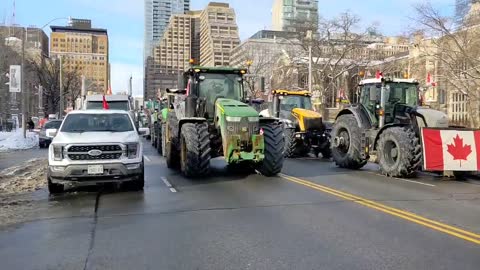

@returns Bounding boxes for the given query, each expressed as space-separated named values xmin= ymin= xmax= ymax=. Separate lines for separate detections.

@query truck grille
xmin=68 ymin=153 xmax=123 ymax=161
xmin=66 ymin=144 xmax=123 ymax=161
xmin=68 ymin=145 xmax=122 ymax=152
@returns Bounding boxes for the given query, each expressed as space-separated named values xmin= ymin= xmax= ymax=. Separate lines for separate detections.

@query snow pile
xmin=0 ymin=130 xmax=38 ymax=152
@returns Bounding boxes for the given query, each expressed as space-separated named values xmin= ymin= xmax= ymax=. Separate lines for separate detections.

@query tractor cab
xmin=183 ymin=66 xmax=247 ymax=120
xmin=358 ymin=78 xmax=420 ymax=128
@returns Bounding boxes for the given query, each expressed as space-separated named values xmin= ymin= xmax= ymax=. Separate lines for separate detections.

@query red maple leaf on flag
xmin=447 ymin=134 xmax=472 ymax=167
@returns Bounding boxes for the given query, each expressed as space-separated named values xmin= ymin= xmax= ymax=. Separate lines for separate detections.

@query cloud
xmin=110 ymin=62 xmax=143 ymax=96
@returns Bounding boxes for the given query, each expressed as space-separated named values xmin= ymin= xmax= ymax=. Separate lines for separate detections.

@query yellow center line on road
xmin=279 ymin=174 xmax=480 ymax=245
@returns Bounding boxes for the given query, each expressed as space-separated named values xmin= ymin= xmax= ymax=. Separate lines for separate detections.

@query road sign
xmin=9 ymin=65 xmax=21 ymax=93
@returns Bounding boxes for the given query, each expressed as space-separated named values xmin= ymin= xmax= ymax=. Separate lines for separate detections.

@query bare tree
xmin=31 ymin=58 xmax=81 ymax=115
xmin=413 ymin=1 xmax=480 ymax=127
xmin=275 ymin=11 xmax=381 ymax=108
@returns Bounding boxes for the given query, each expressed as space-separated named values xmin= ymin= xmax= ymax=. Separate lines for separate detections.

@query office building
xmin=50 ymin=19 xmax=109 ymax=94
xmin=144 ymin=0 xmax=190 ymax=59
xmin=145 ymin=12 xmax=199 ymax=100
xmin=272 ymin=0 xmax=319 ymax=32
xmin=199 ymin=2 xmax=240 ymax=66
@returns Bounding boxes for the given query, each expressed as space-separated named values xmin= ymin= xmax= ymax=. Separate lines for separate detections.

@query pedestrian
xmin=28 ymin=117 xmax=35 ymax=131
xmin=39 ymin=114 xmax=48 ymax=128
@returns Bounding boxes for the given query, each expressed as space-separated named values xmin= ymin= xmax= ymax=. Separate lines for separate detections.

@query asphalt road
xmin=0 ymin=147 xmax=48 ymax=170
xmin=0 ymin=141 xmax=479 ymax=270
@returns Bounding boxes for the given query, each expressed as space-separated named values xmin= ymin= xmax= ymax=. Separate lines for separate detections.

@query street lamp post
xmin=306 ymin=30 xmax=313 ymax=93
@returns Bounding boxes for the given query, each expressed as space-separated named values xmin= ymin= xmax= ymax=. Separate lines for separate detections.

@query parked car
xmin=47 ymin=110 xmax=146 ymax=194
xmin=39 ymin=120 xmax=63 ymax=148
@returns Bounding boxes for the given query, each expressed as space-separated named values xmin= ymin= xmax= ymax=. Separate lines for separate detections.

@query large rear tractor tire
xmin=164 ymin=124 xmax=180 ymax=169
xmin=331 ymin=115 xmax=367 ymax=169
xmin=257 ymin=122 xmax=285 ymax=176
xmin=161 ymin=123 xmax=167 ymax=157
xmin=180 ymin=123 xmax=211 ymax=177
xmin=377 ymin=127 xmax=421 ymax=178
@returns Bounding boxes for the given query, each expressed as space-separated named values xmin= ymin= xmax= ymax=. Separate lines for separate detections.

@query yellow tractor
xmin=260 ymin=90 xmax=331 ymax=158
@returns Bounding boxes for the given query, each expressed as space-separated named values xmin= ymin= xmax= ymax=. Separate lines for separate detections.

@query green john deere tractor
xmin=163 ymin=66 xmax=285 ymax=177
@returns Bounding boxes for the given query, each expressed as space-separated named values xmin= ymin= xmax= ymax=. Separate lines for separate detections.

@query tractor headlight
xmin=284 ymin=119 xmax=294 ymax=128
xmin=247 ymin=117 xmax=259 ymax=122
xmin=226 ymin=116 xmax=242 ymax=122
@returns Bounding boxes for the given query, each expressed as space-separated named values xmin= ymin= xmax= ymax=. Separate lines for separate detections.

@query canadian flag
xmin=427 ymin=72 xmax=437 ymax=87
xmin=375 ymin=70 xmax=383 ymax=79
xmin=422 ymin=128 xmax=480 ymax=171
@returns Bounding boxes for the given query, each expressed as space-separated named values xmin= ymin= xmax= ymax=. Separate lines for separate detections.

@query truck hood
xmin=52 ymin=131 xmax=139 ymax=145
xmin=216 ymin=98 xmax=259 ymax=117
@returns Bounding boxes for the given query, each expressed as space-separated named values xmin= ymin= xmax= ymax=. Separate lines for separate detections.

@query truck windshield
xmin=280 ymin=96 xmax=313 ymax=112
xmin=61 ymin=113 xmax=133 ymax=132
xmin=87 ymin=101 xmax=130 ymax=111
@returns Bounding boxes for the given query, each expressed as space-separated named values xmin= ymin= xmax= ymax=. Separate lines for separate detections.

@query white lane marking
xmin=169 ymin=187 xmax=177 ymax=193
xmin=161 ymin=176 xmax=172 ymax=188
xmin=144 ymin=155 xmax=152 ymax=162
xmin=392 ymin=178 xmax=436 ymax=187
xmin=368 ymin=172 xmax=436 ymax=187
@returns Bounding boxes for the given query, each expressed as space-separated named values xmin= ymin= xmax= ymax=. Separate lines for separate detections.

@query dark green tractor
xmin=164 ymin=66 xmax=285 ymax=177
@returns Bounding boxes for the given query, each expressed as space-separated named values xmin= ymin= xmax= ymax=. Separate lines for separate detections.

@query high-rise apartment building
xmin=145 ymin=12 xmax=199 ymax=100
xmin=50 ymin=19 xmax=109 ymax=94
xmin=144 ymin=0 xmax=190 ymax=59
xmin=272 ymin=0 xmax=319 ymax=32
xmin=199 ymin=2 xmax=240 ymax=66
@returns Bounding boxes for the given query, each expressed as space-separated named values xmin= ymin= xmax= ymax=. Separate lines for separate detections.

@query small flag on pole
xmin=102 ymin=95 xmax=109 ymax=110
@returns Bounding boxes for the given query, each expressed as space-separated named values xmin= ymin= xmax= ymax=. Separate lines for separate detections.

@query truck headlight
xmin=126 ymin=143 xmax=139 ymax=159
xmin=52 ymin=145 xmax=64 ymax=161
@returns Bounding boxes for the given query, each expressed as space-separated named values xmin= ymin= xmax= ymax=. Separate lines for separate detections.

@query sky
xmin=0 ymin=0 xmax=456 ymax=96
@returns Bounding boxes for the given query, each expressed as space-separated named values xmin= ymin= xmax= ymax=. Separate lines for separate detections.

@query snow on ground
xmin=0 ymin=130 xmax=38 ymax=152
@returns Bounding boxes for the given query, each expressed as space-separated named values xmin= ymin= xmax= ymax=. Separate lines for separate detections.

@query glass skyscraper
xmin=272 ymin=0 xmax=319 ymax=32
xmin=144 ymin=0 xmax=190 ymax=59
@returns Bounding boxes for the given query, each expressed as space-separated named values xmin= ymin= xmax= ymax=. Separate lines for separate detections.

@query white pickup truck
xmin=47 ymin=110 xmax=145 ymax=194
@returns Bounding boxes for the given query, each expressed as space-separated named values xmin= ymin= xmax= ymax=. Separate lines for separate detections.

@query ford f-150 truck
xmin=47 ymin=110 xmax=145 ymax=194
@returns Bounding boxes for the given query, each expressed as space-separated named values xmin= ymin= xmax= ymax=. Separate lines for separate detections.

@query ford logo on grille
xmin=88 ymin=149 xmax=103 ymax=156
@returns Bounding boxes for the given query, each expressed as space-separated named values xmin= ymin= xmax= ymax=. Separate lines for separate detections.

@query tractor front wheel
xmin=180 ymin=123 xmax=211 ymax=177
xmin=377 ymin=127 xmax=421 ymax=178
xmin=331 ymin=115 xmax=367 ymax=169
xmin=257 ymin=122 xmax=285 ymax=176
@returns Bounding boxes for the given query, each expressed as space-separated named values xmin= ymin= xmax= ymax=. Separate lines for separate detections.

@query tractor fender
xmin=174 ymin=117 xmax=207 ymax=138
xmin=259 ymin=117 xmax=281 ymax=125
xmin=335 ymin=106 xmax=371 ymax=129
xmin=372 ymin=123 xmax=408 ymax=150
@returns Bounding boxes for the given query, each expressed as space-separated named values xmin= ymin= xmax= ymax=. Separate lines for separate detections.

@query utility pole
xmin=58 ymin=56 xmax=63 ymax=119
xmin=21 ymin=28 xmax=26 ymax=138
xmin=307 ymin=30 xmax=313 ymax=93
